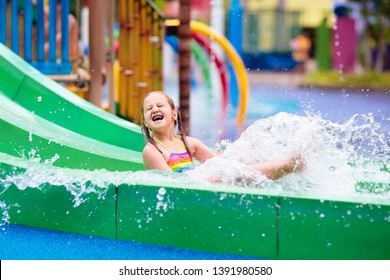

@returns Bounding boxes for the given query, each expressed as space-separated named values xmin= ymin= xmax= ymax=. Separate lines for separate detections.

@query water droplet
xmin=158 ymin=187 xmax=166 ymax=196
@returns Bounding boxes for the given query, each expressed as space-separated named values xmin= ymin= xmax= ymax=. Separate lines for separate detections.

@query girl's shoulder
xmin=183 ymin=136 xmax=208 ymax=153
xmin=184 ymin=135 xmax=199 ymax=143
xmin=183 ymin=136 xmax=199 ymax=147
xmin=187 ymin=136 xmax=205 ymax=145
xmin=184 ymin=136 xmax=215 ymax=162
xmin=143 ymin=142 xmax=159 ymax=155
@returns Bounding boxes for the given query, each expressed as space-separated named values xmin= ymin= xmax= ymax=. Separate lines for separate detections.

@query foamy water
xmin=192 ymin=112 xmax=389 ymax=196
xmin=0 ymin=112 xmax=389 ymax=213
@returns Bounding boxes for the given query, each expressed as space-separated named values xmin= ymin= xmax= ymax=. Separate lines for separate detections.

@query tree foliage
xmin=349 ymin=0 xmax=390 ymax=72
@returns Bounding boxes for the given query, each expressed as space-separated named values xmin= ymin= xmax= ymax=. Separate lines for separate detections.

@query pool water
xmin=188 ymin=83 xmax=390 ymax=147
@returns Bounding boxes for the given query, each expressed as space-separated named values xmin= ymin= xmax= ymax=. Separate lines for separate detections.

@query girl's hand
xmin=288 ymin=153 xmax=306 ymax=173
xmin=207 ymin=176 xmax=222 ymax=183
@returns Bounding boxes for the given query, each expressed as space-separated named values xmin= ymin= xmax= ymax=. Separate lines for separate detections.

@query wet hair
xmin=141 ymin=91 xmax=190 ymax=154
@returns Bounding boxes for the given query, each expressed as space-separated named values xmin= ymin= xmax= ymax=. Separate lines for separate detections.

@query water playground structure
xmin=1 ymin=1 xmax=390 ymax=260
xmin=164 ymin=19 xmax=246 ymax=122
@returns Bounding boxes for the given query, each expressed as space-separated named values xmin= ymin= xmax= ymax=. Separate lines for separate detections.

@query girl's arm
xmin=142 ymin=143 xmax=172 ymax=171
xmin=186 ymin=137 xmax=215 ymax=163
xmin=251 ymin=154 xmax=305 ymax=180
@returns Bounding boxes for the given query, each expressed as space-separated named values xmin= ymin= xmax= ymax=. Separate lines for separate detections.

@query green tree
xmin=349 ymin=0 xmax=390 ymax=72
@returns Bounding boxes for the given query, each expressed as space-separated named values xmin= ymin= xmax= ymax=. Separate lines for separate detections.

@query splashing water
xmin=0 ymin=162 xmax=189 ymax=208
xmin=0 ymin=113 xmax=389 ymax=208
xmin=0 ymin=201 xmax=16 ymax=229
xmin=190 ymin=112 xmax=389 ymax=197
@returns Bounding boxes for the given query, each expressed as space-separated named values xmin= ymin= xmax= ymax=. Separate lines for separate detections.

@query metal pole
xmin=178 ymin=0 xmax=191 ymax=134
xmin=107 ymin=0 xmax=116 ymax=114
xmin=88 ymin=0 xmax=106 ymax=106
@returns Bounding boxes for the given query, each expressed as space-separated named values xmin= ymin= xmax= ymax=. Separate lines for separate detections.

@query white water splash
xmin=0 ymin=151 xmax=195 ymax=208
xmin=0 ymin=201 xmax=17 ymax=229
xmin=190 ymin=112 xmax=389 ymax=197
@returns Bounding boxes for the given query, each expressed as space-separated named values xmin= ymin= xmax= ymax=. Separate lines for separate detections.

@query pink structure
xmin=332 ymin=17 xmax=358 ymax=74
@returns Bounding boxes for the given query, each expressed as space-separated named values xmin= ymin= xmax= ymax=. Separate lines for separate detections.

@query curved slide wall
xmin=0 ymin=94 xmax=143 ymax=171
xmin=0 ymin=44 xmax=145 ymax=152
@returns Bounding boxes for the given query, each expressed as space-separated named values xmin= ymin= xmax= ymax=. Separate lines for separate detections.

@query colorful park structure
xmin=2 ymin=0 xmax=368 ymax=116
xmin=1 ymin=0 xmax=365 ymax=120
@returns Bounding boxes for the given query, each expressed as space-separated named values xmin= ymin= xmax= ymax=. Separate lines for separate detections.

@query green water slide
xmin=1 ymin=43 xmax=390 ymax=259
xmin=0 ymin=93 xmax=143 ymax=171
xmin=0 ymin=44 xmax=144 ymax=152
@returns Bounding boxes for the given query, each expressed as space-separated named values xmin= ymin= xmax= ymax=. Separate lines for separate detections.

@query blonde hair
xmin=141 ymin=91 xmax=189 ymax=154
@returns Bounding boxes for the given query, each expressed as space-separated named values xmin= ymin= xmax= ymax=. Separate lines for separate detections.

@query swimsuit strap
xmin=153 ymin=137 xmax=170 ymax=154
xmin=176 ymin=137 xmax=188 ymax=151
xmin=153 ymin=136 xmax=187 ymax=154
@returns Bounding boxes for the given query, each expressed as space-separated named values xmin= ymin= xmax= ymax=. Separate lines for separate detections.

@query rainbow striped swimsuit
xmin=154 ymin=137 xmax=193 ymax=173
xmin=167 ymin=151 xmax=193 ymax=172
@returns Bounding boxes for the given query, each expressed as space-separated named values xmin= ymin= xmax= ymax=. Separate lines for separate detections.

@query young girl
xmin=141 ymin=91 xmax=305 ymax=180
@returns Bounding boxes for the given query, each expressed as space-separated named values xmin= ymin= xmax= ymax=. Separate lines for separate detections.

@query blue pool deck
xmin=0 ymin=224 xmax=259 ymax=260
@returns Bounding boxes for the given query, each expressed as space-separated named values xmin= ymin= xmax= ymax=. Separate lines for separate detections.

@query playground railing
xmin=0 ymin=0 xmax=72 ymax=75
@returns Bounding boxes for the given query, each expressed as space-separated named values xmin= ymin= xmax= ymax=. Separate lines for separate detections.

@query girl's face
xmin=143 ymin=93 xmax=177 ymax=133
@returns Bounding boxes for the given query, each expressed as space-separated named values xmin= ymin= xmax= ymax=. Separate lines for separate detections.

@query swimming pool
xmin=188 ymin=80 xmax=390 ymax=147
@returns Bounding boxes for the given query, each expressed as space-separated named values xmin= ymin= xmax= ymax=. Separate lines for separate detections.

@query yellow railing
xmin=118 ymin=0 xmax=164 ymax=124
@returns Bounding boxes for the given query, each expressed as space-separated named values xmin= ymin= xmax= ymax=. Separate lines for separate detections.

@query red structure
xmin=332 ymin=17 xmax=358 ymax=74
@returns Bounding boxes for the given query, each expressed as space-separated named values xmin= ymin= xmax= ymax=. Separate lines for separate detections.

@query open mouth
xmin=152 ymin=114 xmax=164 ymax=121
